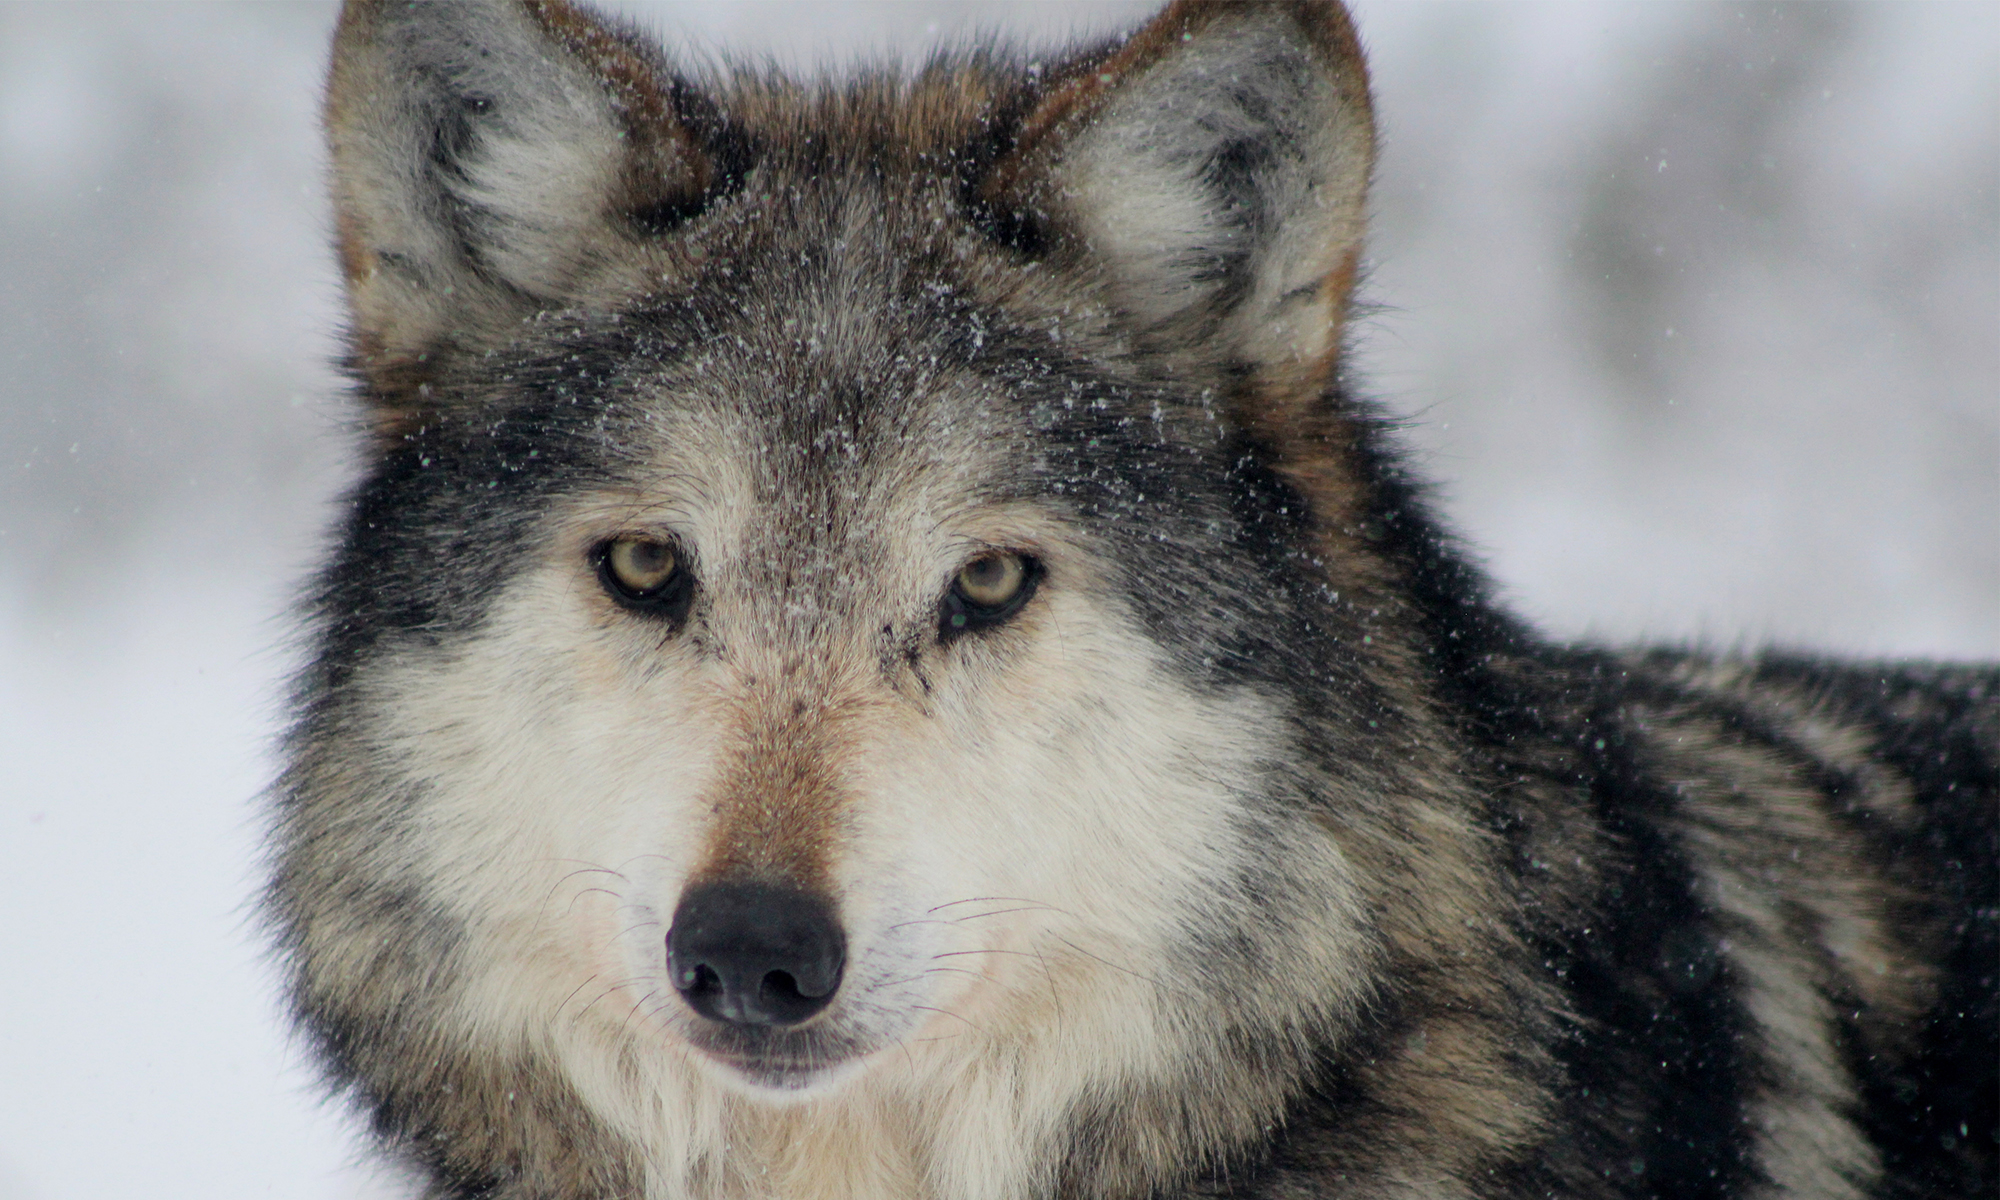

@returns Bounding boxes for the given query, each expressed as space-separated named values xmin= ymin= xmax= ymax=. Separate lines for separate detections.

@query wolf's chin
xmin=660 ymin=1015 xmax=886 ymax=1098
xmin=692 ymin=1046 xmax=871 ymax=1099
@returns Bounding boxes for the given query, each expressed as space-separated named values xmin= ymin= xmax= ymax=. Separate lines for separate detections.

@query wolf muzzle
xmin=666 ymin=881 xmax=846 ymax=1028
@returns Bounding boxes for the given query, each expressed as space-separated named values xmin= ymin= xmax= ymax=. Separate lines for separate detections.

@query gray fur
xmin=272 ymin=3 xmax=1998 ymax=1198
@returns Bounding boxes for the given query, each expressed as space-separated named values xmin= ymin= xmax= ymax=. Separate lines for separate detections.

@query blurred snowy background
xmin=0 ymin=2 xmax=1992 ymax=1195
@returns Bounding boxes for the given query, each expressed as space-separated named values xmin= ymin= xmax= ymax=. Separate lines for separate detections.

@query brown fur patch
xmin=687 ymin=680 xmax=867 ymax=892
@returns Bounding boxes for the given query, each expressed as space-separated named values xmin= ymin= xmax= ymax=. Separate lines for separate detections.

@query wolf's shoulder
xmin=1460 ymin=643 xmax=1998 ymax=1196
xmin=1601 ymin=648 xmax=2000 ymax=798
xmin=1496 ymin=643 xmax=1999 ymax=775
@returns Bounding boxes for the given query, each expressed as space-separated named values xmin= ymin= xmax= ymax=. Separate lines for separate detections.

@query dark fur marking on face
xmin=955 ymin=91 xmax=1057 ymax=257
xmin=623 ymin=79 xmax=761 ymax=236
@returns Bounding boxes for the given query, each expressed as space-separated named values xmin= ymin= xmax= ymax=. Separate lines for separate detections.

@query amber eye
xmin=596 ymin=536 xmax=693 ymax=620
xmin=941 ymin=551 xmax=1038 ymax=639
xmin=957 ymin=554 xmax=1025 ymax=607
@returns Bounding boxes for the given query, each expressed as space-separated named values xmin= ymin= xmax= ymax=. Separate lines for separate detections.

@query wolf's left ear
xmin=326 ymin=0 xmax=717 ymax=400
xmin=985 ymin=0 xmax=1373 ymax=395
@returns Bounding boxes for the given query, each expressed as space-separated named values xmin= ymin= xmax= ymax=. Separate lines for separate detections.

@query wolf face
xmin=344 ymin=284 xmax=1374 ymax=1094
xmin=274 ymin=2 xmax=1997 ymax=1198
xmin=279 ymin=2 xmax=1439 ymax=1194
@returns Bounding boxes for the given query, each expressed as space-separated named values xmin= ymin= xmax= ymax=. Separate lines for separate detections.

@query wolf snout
xmin=666 ymin=881 xmax=846 ymax=1028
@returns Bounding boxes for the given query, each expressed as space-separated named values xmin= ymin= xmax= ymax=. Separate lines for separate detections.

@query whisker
xmin=949 ymin=905 xmax=1061 ymax=923
xmin=542 ymin=861 xmax=629 ymax=880
xmin=573 ymin=987 xmax=618 ymax=1021
xmin=1034 ymin=943 xmax=1064 ymax=1030
xmin=553 ymin=973 xmax=601 ymax=1021
xmin=918 ymin=966 xmax=991 ymax=982
xmin=911 ymin=1004 xmax=985 ymax=1036
xmin=1045 ymin=933 xmax=1189 ymax=998
xmin=573 ymin=976 xmax=652 ymax=1021
xmin=883 ymin=917 xmax=962 ymax=934
xmin=539 ymin=866 xmax=626 ymax=910
xmin=931 ymin=947 xmax=1047 ymax=961
xmin=619 ymin=989 xmax=661 ymax=1037
xmin=613 ymin=853 xmax=674 ymax=870
xmin=927 ymin=896 xmax=1058 ymax=914
xmin=556 ymin=886 xmax=626 ymax=921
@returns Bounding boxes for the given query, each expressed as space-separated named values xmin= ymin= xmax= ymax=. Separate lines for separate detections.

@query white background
xmin=1 ymin=3 xmax=1993 ymax=1196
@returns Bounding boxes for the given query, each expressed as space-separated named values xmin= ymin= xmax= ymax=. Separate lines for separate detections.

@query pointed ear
xmin=326 ymin=0 xmax=715 ymax=396
xmin=985 ymin=0 xmax=1374 ymax=394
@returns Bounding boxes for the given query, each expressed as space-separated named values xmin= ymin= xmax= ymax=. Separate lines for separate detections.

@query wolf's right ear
xmin=981 ymin=0 xmax=1374 ymax=393
xmin=976 ymin=1 xmax=1376 ymax=541
xmin=326 ymin=0 xmax=716 ymax=401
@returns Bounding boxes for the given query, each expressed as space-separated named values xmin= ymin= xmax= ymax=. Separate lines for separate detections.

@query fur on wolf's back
xmin=275 ymin=1 xmax=1997 ymax=1197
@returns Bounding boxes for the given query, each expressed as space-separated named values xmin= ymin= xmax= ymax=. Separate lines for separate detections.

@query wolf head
xmin=275 ymin=3 xmax=1510 ymax=1195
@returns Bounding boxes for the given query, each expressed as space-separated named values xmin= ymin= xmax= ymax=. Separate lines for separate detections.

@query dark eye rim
xmin=593 ymin=536 xmax=696 ymax=620
xmin=941 ymin=552 xmax=1042 ymax=640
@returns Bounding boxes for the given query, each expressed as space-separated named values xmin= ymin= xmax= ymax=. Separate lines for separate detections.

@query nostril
xmin=666 ymin=881 xmax=846 ymax=1029
xmin=677 ymin=961 xmax=722 ymax=994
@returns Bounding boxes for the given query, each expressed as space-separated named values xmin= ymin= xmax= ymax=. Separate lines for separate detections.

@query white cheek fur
xmin=357 ymin=553 xmax=1366 ymax=1200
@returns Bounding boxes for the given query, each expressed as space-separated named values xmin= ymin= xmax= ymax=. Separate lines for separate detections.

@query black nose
xmin=666 ymin=881 xmax=846 ymax=1028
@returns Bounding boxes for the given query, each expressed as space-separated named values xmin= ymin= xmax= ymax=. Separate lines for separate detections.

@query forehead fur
xmin=321 ymin=184 xmax=1323 ymax=691
xmin=316 ymin=0 xmax=1387 ymax=703
xmin=435 ymin=178 xmax=1243 ymax=569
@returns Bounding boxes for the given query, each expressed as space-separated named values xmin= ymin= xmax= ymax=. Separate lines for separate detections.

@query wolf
xmin=269 ymin=1 xmax=1997 ymax=1197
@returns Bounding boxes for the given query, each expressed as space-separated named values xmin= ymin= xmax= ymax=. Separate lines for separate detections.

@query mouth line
xmin=677 ymin=1024 xmax=874 ymax=1089
xmin=695 ymin=1045 xmax=856 ymax=1090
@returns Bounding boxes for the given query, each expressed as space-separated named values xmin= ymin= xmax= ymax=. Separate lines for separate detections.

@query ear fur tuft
xmin=985 ymin=0 xmax=1377 ymax=533
xmin=326 ymin=0 xmax=713 ymax=402
xmin=988 ymin=1 xmax=1373 ymax=371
